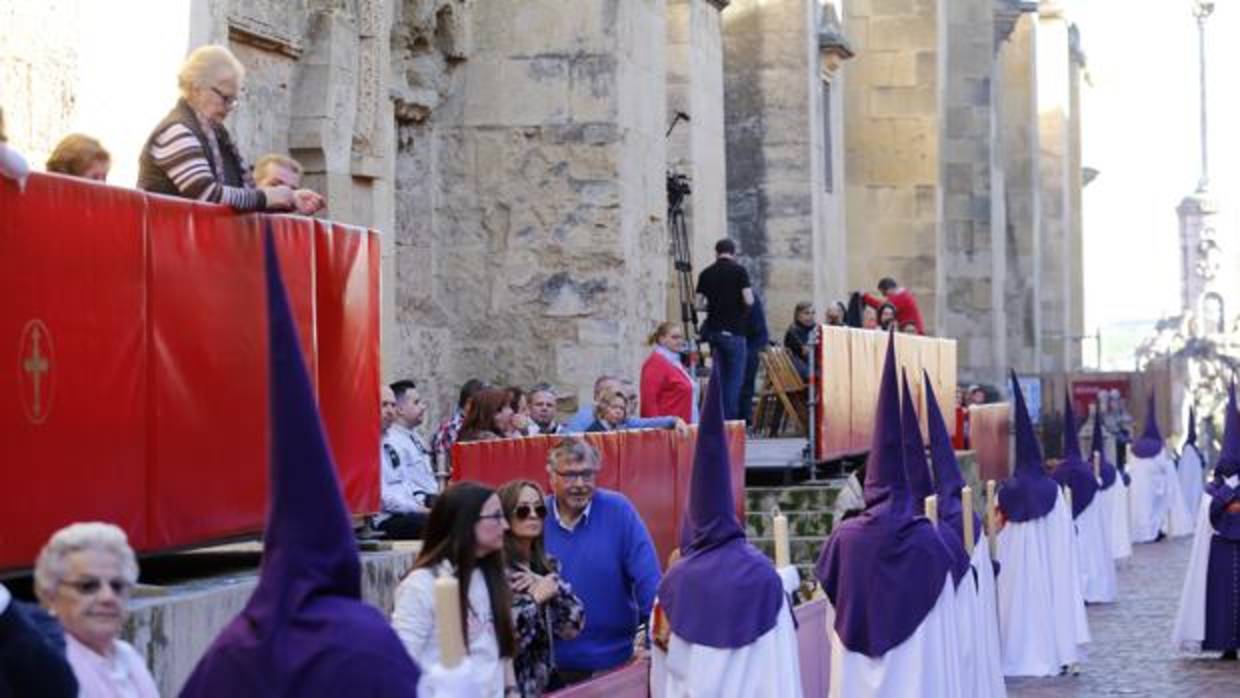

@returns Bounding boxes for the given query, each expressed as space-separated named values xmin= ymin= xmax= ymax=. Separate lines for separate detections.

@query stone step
xmin=745 ymin=509 xmax=834 ymax=538
xmin=746 ymin=482 xmax=846 ymax=513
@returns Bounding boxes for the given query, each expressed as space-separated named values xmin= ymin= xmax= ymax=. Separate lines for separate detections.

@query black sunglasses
xmin=62 ymin=577 xmax=131 ymax=596
xmin=514 ymin=504 xmax=548 ymax=521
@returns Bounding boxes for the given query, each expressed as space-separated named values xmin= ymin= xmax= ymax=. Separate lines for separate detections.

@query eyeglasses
xmin=514 ymin=504 xmax=548 ymax=520
xmin=478 ymin=512 xmax=506 ymax=523
xmin=553 ymin=469 xmax=598 ymax=483
xmin=211 ymin=86 xmax=240 ymax=108
xmin=61 ymin=577 xmax=131 ymax=597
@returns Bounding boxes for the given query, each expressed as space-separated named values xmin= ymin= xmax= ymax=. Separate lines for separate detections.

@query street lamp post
xmin=1192 ymin=0 xmax=1215 ymax=193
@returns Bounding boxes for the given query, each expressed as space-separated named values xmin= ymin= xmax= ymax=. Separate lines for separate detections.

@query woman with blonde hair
xmin=496 ymin=479 xmax=584 ymax=696
xmin=46 ymin=134 xmax=111 ymax=181
xmin=138 ymin=45 xmax=322 ymax=214
xmin=35 ymin=522 xmax=158 ymax=698
xmin=639 ymin=321 xmax=698 ymax=423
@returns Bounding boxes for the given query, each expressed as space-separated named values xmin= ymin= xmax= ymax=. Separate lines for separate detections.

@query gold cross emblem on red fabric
xmin=19 ymin=319 xmax=53 ymax=424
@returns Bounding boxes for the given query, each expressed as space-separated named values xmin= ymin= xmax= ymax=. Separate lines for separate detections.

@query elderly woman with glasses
xmin=496 ymin=480 xmax=585 ymax=697
xmin=34 ymin=522 xmax=158 ymax=698
xmin=138 ymin=44 xmax=322 ymax=214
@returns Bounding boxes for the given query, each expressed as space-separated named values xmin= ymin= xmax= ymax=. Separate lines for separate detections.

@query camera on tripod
xmin=667 ymin=172 xmax=691 ymax=210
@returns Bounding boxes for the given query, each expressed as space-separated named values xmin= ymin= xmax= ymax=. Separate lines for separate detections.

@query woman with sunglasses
xmin=34 ymin=522 xmax=158 ymax=697
xmin=392 ymin=481 xmax=517 ymax=696
xmin=497 ymin=480 xmax=585 ymax=697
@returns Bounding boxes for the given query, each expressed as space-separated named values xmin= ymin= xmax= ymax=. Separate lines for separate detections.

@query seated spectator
xmin=640 ymin=322 xmax=697 ymax=424
xmin=864 ymin=277 xmax=925 ymax=334
xmin=378 ymin=379 xmax=439 ymax=539
xmin=46 ymin=134 xmax=110 ymax=182
xmin=0 ymin=581 xmax=78 ymax=697
xmin=254 ymin=153 xmax=302 ymax=188
xmin=432 ymin=378 xmax=487 ymax=458
xmin=457 ymin=387 xmax=515 ymax=443
xmin=391 ymin=482 xmax=516 ymax=696
xmin=968 ymin=384 xmax=988 ymax=405
xmin=900 ymin=321 xmax=919 ymax=334
xmin=507 ymin=386 xmax=536 ymax=437
xmin=825 ymin=301 xmax=846 ymax=326
xmin=138 ymin=45 xmax=322 ymax=214
xmin=585 ymin=388 xmax=630 ymax=433
xmin=877 ymin=301 xmax=898 ymax=331
xmin=784 ymin=301 xmax=816 ymax=380
xmin=565 ymin=375 xmax=686 ymax=433
xmin=34 ymin=523 xmax=158 ymax=698
xmin=381 ymin=383 xmax=398 ymax=433
xmin=861 ymin=305 xmax=879 ymax=330
xmin=0 ymin=107 xmax=30 ymax=188
xmin=497 ymin=480 xmax=586 ymax=697
xmin=541 ymin=439 xmax=661 ymax=683
xmin=528 ymin=384 xmax=563 ymax=435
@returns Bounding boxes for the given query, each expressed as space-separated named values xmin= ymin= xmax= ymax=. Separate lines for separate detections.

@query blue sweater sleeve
xmin=626 ymin=415 xmax=677 ymax=430
xmin=622 ymin=502 xmax=662 ymax=622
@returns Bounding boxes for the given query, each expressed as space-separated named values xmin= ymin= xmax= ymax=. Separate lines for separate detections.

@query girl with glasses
xmin=392 ymin=482 xmax=517 ymax=696
xmin=496 ymin=480 xmax=585 ymax=697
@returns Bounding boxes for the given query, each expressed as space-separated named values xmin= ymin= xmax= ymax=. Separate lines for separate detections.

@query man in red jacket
xmin=864 ymin=277 xmax=925 ymax=335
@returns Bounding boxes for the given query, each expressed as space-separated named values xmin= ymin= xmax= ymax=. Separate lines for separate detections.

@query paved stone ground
xmin=1006 ymin=535 xmax=1239 ymax=697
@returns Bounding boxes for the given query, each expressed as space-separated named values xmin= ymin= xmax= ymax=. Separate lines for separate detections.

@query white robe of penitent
xmin=825 ymin=572 xmax=961 ymax=698
xmin=1074 ymin=494 xmax=1118 ymax=603
xmin=1103 ymin=480 xmax=1133 ymax=560
xmin=996 ymin=492 xmax=1089 ymax=676
xmin=1128 ymin=450 xmax=1194 ymax=543
xmin=964 ymin=542 xmax=1006 ymax=697
xmin=1178 ymin=447 xmax=1206 ymax=529
xmin=1171 ymin=474 xmax=1240 ymax=652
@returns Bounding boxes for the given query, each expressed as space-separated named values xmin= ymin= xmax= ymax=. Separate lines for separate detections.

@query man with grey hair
xmin=542 ymin=438 xmax=661 ymax=682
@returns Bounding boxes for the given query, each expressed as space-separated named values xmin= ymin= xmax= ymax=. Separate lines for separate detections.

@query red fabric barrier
xmin=452 ymin=424 xmax=746 ymax=567
xmin=0 ymin=175 xmax=379 ymax=570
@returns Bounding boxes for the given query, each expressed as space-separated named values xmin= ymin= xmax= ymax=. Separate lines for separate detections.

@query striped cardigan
xmin=138 ymin=99 xmax=266 ymax=211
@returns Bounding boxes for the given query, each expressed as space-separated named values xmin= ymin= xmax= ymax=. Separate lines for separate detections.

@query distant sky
xmin=1076 ymin=0 xmax=1240 ymax=366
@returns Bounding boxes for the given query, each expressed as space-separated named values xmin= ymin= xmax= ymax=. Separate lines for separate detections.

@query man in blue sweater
xmin=543 ymin=437 xmax=662 ymax=682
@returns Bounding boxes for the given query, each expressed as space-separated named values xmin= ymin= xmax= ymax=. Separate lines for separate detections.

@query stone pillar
xmin=841 ymin=0 xmax=941 ymax=332
xmin=938 ymin=0 xmax=1001 ymax=384
xmin=1036 ymin=2 xmax=1071 ymax=372
xmin=391 ymin=0 xmax=669 ymax=417
xmin=666 ymin=0 xmax=729 ymax=323
xmin=997 ymin=10 xmax=1041 ymax=374
xmin=723 ymin=0 xmax=826 ymax=336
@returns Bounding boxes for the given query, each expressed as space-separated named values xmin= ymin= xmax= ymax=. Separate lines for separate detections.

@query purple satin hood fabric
xmin=1090 ymin=402 xmax=1119 ymax=490
xmin=815 ymin=332 xmax=951 ymax=657
xmin=659 ymin=361 xmax=784 ymax=648
xmin=180 ymin=225 xmax=420 ymax=697
xmin=1051 ymin=392 xmax=1098 ymax=519
xmin=997 ymin=372 xmax=1059 ymax=522
xmin=923 ymin=372 xmax=984 ymax=565
xmin=901 ymin=371 xmax=968 ymax=585
xmin=1131 ymin=392 xmax=1165 ymax=458
xmin=1205 ymin=382 xmax=1240 ymax=541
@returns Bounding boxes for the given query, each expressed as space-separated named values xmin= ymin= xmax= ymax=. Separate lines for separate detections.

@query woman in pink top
xmin=35 ymin=523 xmax=158 ymax=698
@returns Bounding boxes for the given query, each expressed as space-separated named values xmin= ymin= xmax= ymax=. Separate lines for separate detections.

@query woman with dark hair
xmin=392 ymin=482 xmax=517 ymax=696
xmin=783 ymin=301 xmax=816 ymax=380
xmin=496 ymin=480 xmax=585 ymax=697
xmin=507 ymin=387 xmax=535 ymax=437
xmin=458 ymin=388 xmax=516 ymax=443
xmin=877 ymin=302 xmax=898 ymax=331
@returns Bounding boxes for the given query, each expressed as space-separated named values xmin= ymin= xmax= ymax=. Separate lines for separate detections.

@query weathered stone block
xmin=868 ymin=15 xmax=937 ymax=51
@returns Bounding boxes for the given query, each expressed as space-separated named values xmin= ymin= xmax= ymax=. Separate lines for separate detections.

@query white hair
xmin=34 ymin=522 xmax=139 ymax=602
xmin=177 ymin=45 xmax=246 ymax=96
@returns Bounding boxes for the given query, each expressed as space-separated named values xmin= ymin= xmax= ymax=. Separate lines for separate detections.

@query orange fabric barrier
xmin=451 ymin=424 xmax=746 ymax=567
xmin=0 ymin=174 xmax=380 ymax=570
xmin=815 ymin=327 xmax=957 ymax=461
xmin=969 ymin=403 xmax=1012 ymax=482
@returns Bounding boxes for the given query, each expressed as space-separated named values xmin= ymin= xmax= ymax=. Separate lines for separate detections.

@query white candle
xmin=434 ymin=576 xmax=466 ymax=669
xmin=924 ymin=495 xmax=938 ymax=524
xmin=1093 ymin=452 xmax=1101 ymax=483
xmin=1063 ymin=485 xmax=1073 ymax=518
xmin=961 ymin=486 xmax=975 ymax=554
xmin=772 ymin=509 xmax=791 ymax=569
xmin=985 ymin=479 xmax=998 ymax=558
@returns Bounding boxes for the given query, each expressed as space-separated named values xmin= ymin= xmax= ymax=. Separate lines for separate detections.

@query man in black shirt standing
xmin=696 ymin=238 xmax=754 ymax=420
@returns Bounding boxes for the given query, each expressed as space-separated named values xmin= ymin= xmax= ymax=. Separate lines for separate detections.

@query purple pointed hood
xmin=1051 ymin=391 xmax=1098 ymax=518
xmin=815 ymin=332 xmax=952 ymax=657
xmin=901 ymin=370 xmax=968 ymax=585
xmin=180 ymin=224 xmax=420 ymax=697
xmin=658 ymin=361 xmax=785 ymax=648
xmin=1090 ymin=402 xmax=1119 ymax=490
xmin=1131 ymin=392 xmax=1165 ymax=458
xmin=997 ymin=372 xmax=1060 ymax=522
xmin=924 ymin=371 xmax=983 ymax=554
xmin=1207 ymin=382 xmax=1240 ymax=539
